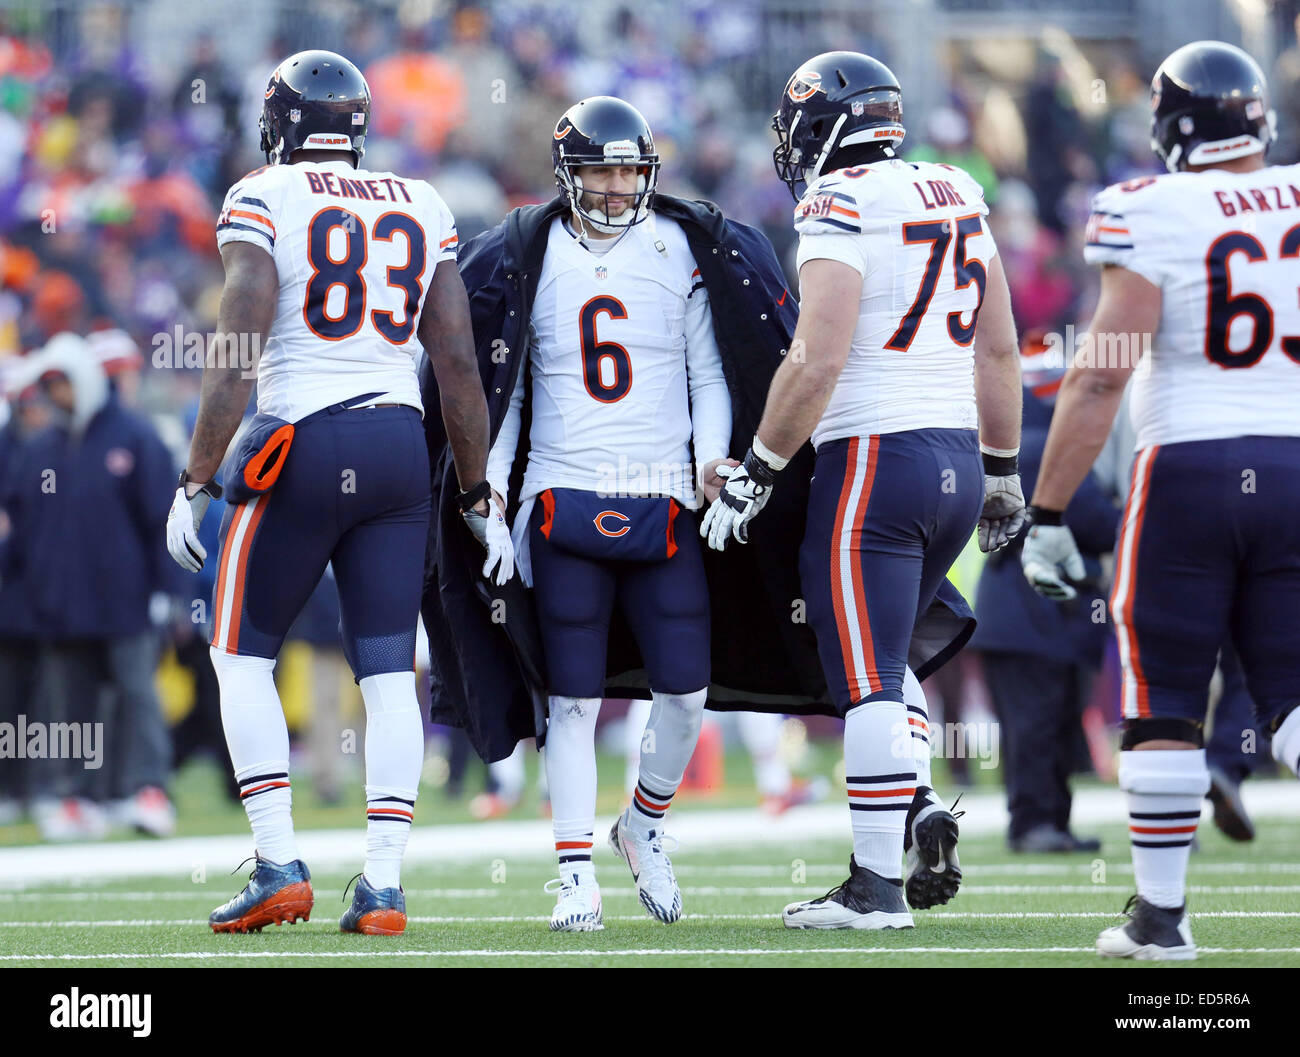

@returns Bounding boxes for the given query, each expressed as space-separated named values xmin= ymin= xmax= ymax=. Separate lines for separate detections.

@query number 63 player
xmin=1022 ymin=41 xmax=1300 ymax=960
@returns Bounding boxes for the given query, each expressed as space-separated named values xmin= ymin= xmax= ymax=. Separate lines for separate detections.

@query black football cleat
xmin=903 ymin=786 xmax=962 ymax=909
xmin=1097 ymin=895 xmax=1197 ymax=961
xmin=783 ymin=857 xmax=914 ymax=930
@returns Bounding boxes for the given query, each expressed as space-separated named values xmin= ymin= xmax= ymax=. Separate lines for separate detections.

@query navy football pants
xmin=528 ymin=498 xmax=710 ymax=698
xmin=1110 ymin=436 xmax=1300 ymax=728
xmin=209 ymin=404 xmax=430 ymax=679
xmin=800 ymin=429 xmax=983 ymax=715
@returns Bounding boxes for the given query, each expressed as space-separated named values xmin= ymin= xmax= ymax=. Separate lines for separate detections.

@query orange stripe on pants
xmin=210 ymin=503 xmax=248 ymax=650
xmin=847 ymin=435 xmax=880 ymax=698
xmin=830 ymin=439 xmax=861 ymax=698
xmin=1110 ymin=445 xmax=1159 ymax=718
xmin=224 ymin=498 xmax=269 ymax=654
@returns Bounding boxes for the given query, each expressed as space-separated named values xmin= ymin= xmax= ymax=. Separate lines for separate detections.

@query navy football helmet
xmin=552 ymin=97 xmax=659 ymax=233
xmin=772 ymin=51 xmax=905 ymax=200
xmin=259 ymin=50 xmax=371 ymax=166
xmin=1150 ymin=41 xmax=1275 ymax=172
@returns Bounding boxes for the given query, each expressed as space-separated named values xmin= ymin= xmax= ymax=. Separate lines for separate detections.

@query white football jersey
xmin=1084 ymin=165 xmax=1300 ymax=449
xmin=215 ymin=158 xmax=458 ymax=421
xmin=793 ymin=158 xmax=996 ymax=447
xmin=487 ymin=214 xmax=729 ymax=509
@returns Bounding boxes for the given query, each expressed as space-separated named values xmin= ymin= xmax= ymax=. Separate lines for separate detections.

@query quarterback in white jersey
xmin=1023 ymin=42 xmax=1300 ymax=962
xmin=482 ymin=97 xmax=730 ymax=933
xmin=705 ymin=52 xmax=1025 ymax=930
xmin=164 ymin=51 xmax=510 ymax=938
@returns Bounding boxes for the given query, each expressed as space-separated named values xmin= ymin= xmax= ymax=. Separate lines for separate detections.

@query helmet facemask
xmin=556 ymin=150 xmax=659 ymax=234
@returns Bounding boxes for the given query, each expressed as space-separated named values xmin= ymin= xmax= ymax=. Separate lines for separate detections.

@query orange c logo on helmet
xmin=787 ymin=70 xmax=823 ymax=103
xmin=554 ymin=122 xmax=572 ymax=140
xmin=265 ymin=68 xmax=282 ymax=99
xmin=593 ymin=510 xmax=631 ymax=537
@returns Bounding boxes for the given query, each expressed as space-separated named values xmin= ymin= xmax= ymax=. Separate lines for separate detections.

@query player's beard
xmin=577 ymin=188 xmax=633 ymax=232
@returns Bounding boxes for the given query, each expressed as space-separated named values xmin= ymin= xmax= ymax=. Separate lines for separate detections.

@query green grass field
xmin=2 ymin=769 xmax=1296 ymax=968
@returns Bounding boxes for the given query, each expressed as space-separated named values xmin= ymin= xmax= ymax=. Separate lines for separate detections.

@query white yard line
xmin=0 ymin=780 xmax=1293 ymax=886
xmin=1 ymin=883 xmax=1298 ymax=902
xmin=3 ymin=910 xmax=1297 ymax=928
xmin=1 ymin=946 xmax=1297 ymax=961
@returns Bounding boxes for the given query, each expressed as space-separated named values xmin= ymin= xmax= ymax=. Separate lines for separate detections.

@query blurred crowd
xmin=1 ymin=1 xmax=1295 ymax=843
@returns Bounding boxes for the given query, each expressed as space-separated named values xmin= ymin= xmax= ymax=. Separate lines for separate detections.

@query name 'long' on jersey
xmin=215 ymin=158 xmax=458 ymax=421
xmin=793 ymin=158 xmax=996 ymax=448
xmin=1085 ymin=164 xmax=1300 ymax=449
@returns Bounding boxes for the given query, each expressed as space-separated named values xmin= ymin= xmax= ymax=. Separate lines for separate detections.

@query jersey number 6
xmin=885 ymin=213 xmax=987 ymax=352
xmin=304 ymin=208 xmax=426 ymax=343
xmin=579 ymin=295 xmax=632 ymax=402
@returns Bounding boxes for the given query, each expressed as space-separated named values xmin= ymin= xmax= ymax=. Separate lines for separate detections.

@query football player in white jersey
xmin=1022 ymin=41 xmax=1300 ymax=961
xmin=704 ymin=52 xmax=1026 ymax=928
xmin=483 ymin=97 xmax=732 ymax=931
xmin=165 ymin=51 xmax=512 ymax=935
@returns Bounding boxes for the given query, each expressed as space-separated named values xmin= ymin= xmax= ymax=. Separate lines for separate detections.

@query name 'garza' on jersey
xmin=793 ymin=158 xmax=995 ymax=447
xmin=215 ymin=158 xmax=458 ymax=421
xmin=1085 ymin=164 xmax=1300 ymax=449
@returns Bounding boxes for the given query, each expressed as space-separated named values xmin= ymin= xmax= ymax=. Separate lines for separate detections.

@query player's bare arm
xmin=971 ymin=253 xmax=1028 ymax=551
xmin=185 ymin=241 xmax=278 ymax=492
xmin=1031 ymin=264 xmax=1158 ymax=511
xmin=701 ymin=257 xmax=857 ymax=550
xmin=754 ymin=258 xmax=860 ymax=460
xmin=972 ymin=254 xmax=1022 ymax=456
xmin=1021 ymin=264 xmax=1157 ymax=600
xmin=418 ymin=258 xmax=492 ymax=510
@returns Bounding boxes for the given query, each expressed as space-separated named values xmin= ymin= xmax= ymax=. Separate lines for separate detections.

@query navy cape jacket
xmin=419 ymin=194 xmax=974 ymax=762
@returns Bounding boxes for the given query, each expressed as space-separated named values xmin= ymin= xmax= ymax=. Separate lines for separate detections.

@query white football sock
xmin=546 ymin=696 xmax=601 ymax=880
xmin=211 ymin=648 xmax=297 ymax=866
xmin=623 ymin=697 xmax=654 ymax=795
xmin=1272 ymin=707 xmax=1300 ymax=778
xmin=1120 ymin=749 xmax=1209 ymax=909
xmin=902 ymin=667 xmax=932 ymax=789
xmin=360 ymin=671 xmax=422 ymax=890
xmin=629 ymin=687 xmax=706 ymax=838
xmin=844 ymin=698 xmax=914 ymax=880
xmin=738 ymin=711 xmax=791 ymax=797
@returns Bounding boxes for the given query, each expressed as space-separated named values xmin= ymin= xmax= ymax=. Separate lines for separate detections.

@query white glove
xmin=166 ymin=486 xmax=212 ymax=573
xmin=979 ymin=473 xmax=1027 ymax=552
xmin=701 ymin=450 xmax=778 ymax=551
xmin=1021 ymin=520 xmax=1086 ymax=600
xmin=463 ymin=497 xmax=515 ymax=586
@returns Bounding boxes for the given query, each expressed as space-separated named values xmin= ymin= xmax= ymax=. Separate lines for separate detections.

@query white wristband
xmin=979 ymin=443 xmax=1020 ymax=458
xmin=752 ymin=435 xmax=790 ymax=472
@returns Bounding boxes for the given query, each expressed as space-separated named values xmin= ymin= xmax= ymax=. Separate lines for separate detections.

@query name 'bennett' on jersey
xmin=303 ymin=170 xmax=414 ymax=203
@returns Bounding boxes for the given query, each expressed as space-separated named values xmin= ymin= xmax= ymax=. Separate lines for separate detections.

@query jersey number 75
xmin=303 ymin=207 xmax=426 ymax=344
xmin=884 ymin=214 xmax=987 ymax=352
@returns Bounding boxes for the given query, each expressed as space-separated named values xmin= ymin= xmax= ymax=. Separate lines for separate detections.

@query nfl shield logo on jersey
xmin=595 ymin=266 xmax=608 ymax=280
xmin=851 ymin=101 xmax=865 ymax=116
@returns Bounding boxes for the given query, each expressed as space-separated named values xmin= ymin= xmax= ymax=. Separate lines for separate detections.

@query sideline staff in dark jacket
xmin=6 ymin=335 xmax=176 ymax=829
xmin=972 ymin=353 xmax=1119 ymax=851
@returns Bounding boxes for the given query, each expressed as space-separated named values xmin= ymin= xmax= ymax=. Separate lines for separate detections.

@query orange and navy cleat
xmin=340 ymin=874 xmax=407 ymax=935
xmin=209 ymin=855 xmax=313 ymax=933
